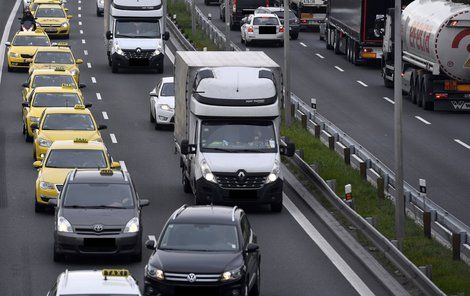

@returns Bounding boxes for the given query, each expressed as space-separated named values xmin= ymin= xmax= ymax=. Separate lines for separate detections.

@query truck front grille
xmin=214 ymin=173 xmax=268 ymax=189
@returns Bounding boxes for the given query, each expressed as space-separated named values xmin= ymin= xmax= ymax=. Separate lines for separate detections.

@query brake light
xmin=435 ymin=93 xmax=448 ymax=99
xmin=363 ymin=48 xmax=373 ymax=53
xmin=266 ymin=0 xmax=269 ymax=7
xmin=445 ymin=80 xmax=458 ymax=91
xmin=301 ymin=19 xmax=307 ymax=23
xmin=247 ymin=26 xmax=254 ymax=32
xmin=279 ymin=26 xmax=285 ymax=32
xmin=233 ymin=0 xmax=236 ymax=13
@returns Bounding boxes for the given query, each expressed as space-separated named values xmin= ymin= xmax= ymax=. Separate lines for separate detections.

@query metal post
xmin=225 ymin=0 xmax=230 ymax=50
xmin=191 ymin=0 xmax=196 ymax=36
xmin=394 ymin=0 xmax=405 ymax=250
xmin=163 ymin=0 xmax=167 ymax=39
xmin=283 ymin=0 xmax=292 ymax=126
xmin=104 ymin=0 xmax=110 ymax=34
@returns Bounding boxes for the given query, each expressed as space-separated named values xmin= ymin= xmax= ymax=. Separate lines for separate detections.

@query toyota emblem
xmin=237 ymin=170 xmax=246 ymax=180
xmin=136 ymin=48 xmax=142 ymax=54
xmin=187 ymin=273 xmax=197 ymax=283
xmin=93 ymin=224 xmax=104 ymax=232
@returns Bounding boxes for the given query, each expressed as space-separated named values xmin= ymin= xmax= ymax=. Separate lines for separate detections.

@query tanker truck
xmin=382 ymin=0 xmax=470 ymax=111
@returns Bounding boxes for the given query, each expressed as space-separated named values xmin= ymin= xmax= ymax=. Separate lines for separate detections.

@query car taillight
xmin=247 ymin=26 xmax=254 ymax=32
xmin=301 ymin=19 xmax=307 ymax=23
xmin=279 ymin=26 xmax=285 ymax=32
xmin=363 ymin=48 xmax=373 ymax=53
xmin=435 ymin=93 xmax=448 ymax=99
xmin=445 ymin=80 xmax=458 ymax=91
xmin=232 ymin=0 xmax=236 ymax=13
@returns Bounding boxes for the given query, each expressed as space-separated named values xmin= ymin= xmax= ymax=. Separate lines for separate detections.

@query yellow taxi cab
xmin=29 ymin=0 xmax=65 ymax=15
xmin=29 ymin=46 xmax=82 ymax=82
xmin=31 ymin=105 xmax=106 ymax=160
xmin=32 ymin=139 xmax=120 ymax=212
xmin=34 ymin=4 xmax=72 ymax=38
xmin=5 ymin=29 xmax=51 ymax=71
xmin=22 ymin=85 xmax=88 ymax=142
xmin=21 ymin=68 xmax=85 ymax=102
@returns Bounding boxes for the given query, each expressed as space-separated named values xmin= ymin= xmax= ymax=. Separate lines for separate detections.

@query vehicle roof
xmin=32 ymin=0 xmax=62 ymax=3
xmin=14 ymin=31 xmax=48 ymax=37
xmin=35 ymin=47 xmax=72 ymax=53
xmin=252 ymin=13 xmax=279 ymax=18
xmin=170 ymin=205 xmax=241 ymax=225
xmin=161 ymin=76 xmax=174 ymax=83
xmin=176 ymin=51 xmax=279 ymax=68
xmin=57 ymin=270 xmax=140 ymax=295
xmin=30 ymin=68 xmax=73 ymax=75
xmin=36 ymin=3 xmax=63 ymax=9
xmin=43 ymin=107 xmax=91 ymax=115
xmin=32 ymin=86 xmax=80 ymax=93
xmin=50 ymin=140 xmax=107 ymax=150
xmin=69 ymin=170 xmax=130 ymax=184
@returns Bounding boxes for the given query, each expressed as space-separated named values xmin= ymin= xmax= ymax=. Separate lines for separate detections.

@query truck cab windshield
xmin=115 ymin=20 xmax=161 ymax=38
xmin=200 ymin=121 xmax=277 ymax=153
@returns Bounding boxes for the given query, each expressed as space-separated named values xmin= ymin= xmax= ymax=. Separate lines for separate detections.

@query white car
xmin=96 ymin=0 xmax=104 ymax=16
xmin=47 ymin=269 xmax=141 ymax=296
xmin=241 ymin=13 xmax=284 ymax=47
xmin=149 ymin=76 xmax=175 ymax=129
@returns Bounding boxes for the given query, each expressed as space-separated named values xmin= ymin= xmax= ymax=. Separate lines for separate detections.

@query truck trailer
xmin=289 ymin=0 xmax=327 ymax=30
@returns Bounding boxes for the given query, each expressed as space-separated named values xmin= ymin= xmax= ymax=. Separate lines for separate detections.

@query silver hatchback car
xmin=240 ymin=13 xmax=284 ymax=47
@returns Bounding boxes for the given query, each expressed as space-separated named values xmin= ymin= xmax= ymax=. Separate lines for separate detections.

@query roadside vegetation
xmin=282 ymin=121 xmax=470 ymax=295
xmin=167 ymin=0 xmax=220 ymax=51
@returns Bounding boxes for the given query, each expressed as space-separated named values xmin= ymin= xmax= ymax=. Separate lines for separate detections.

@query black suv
xmin=50 ymin=169 xmax=149 ymax=262
xmin=144 ymin=205 xmax=260 ymax=296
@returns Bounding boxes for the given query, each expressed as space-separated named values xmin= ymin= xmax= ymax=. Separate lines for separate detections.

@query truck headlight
xmin=151 ymin=47 xmax=162 ymax=57
xmin=146 ymin=265 xmax=164 ymax=280
xmin=200 ymin=158 xmax=216 ymax=183
xmin=266 ymin=159 xmax=280 ymax=183
xmin=40 ymin=181 xmax=55 ymax=190
xmin=114 ymin=44 xmax=124 ymax=55
xmin=9 ymin=52 xmax=19 ymax=58
xmin=221 ymin=267 xmax=243 ymax=281
xmin=123 ymin=217 xmax=139 ymax=233
xmin=159 ymin=104 xmax=171 ymax=111
xmin=57 ymin=216 xmax=73 ymax=232
xmin=38 ymin=138 xmax=52 ymax=147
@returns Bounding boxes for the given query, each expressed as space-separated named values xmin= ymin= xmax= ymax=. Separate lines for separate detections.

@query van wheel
xmin=34 ymin=199 xmax=45 ymax=213
xmin=111 ymin=63 xmax=119 ymax=73
xmin=249 ymin=267 xmax=260 ymax=296
xmin=182 ymin=171 xmax=192 ymax=193
xmin=271 ymin=201 xmax=283 ymax=212
xmin=53 ymin=243 xmax=65 ymax=262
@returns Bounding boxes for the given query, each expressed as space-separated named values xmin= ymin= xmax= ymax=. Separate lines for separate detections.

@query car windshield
xmin=160 ymin=224 xmax=239 ymax=252
xmin=35 ymin=7 xmax=65 ymax=18
xmin=13 ymin=36 xmax=50 ymax=46
xmin=200 ymin=121 xmax=277 ymax=153
xmin=42 ymin=114 xmax=95 ymax=130
xmin=273 ymin=11 xmax=296 ymax=20
xmin=34 ymin=52 xmax=73 ymax=64
xmin=115 ymin=20 xmax=160 ymax=38
xmin=63 ymin=184 xmax=134 ymax=208
xmin=32 ymin=93 xmax=81 ymax=107
xmin=253 ymin=17 xmax=279 ymax=25
xmin=160 ymin=82 xmax=175 ymax=96
xmin=32 ymin=75 xmax=76 ymax=88
xmin=45 ymin=150 xmax=107 ymax=168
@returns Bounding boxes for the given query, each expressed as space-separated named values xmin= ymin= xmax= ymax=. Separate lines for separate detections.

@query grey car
xmin=254 ymin=7 xmax=300 ymax=39
xmin=50 ymin=169 xmax=150 ymax=262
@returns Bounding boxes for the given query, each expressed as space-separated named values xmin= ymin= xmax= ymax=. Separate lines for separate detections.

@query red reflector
xmin=444 ymin=80 xmax=458 ymax=91
xmin=301 ymin=19 xmax=307 ymax=23
xmin=247 ymin=26 xmax=253 ymax=32
xmin=435 ymin=93 xmax=448 ymax=99
xmin=363 ymin=48 xmax=373 ymax=53
xmin=279 ymin=26 xmax=284 ymax=32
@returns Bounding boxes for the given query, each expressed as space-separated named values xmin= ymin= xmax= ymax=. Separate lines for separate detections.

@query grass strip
xmin=282 ymin=121 xmax=470 ymax=295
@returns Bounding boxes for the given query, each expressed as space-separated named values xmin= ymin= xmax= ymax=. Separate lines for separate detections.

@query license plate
xmin=45 ymin=28 xmax=56 ymax=32
xmin=308 ymin=20 xmax=316 ymax=24
xmin=464 ymin=93 xmax=470 ymax=99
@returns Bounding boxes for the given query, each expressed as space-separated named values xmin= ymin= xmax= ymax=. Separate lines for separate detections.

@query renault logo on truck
xmin=237 ymin=170 xmax=246 ymax=181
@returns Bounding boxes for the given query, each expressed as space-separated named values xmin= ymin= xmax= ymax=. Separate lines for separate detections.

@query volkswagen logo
xmin=136 ymin=48 xmax=142 ymax=54
xmin=187 ymin=273 xmax=197 ymax=283
xmin=93 ymin=224 xmax=104 ymax=232
xmin=237 ymin=170 xmax=246 ymax=181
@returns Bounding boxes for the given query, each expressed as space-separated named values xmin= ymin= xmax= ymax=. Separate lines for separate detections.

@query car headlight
xmin=29 ymin=116 xmax=40 ymax=123
xmin=266 ymin=159 xmax=280 ymax=184
xmin=40 ymin=181 xmax=55 ymax=190
xmin=61 ymin=22 xmax=68 ymax=27
xmin=159 ymin=104 xmax=171 ymax=111
xmin=57 ymin=216 xmax=73 ymax=232
xmin=221 ymin=267 xmax=243 ymax=282
xmin=9 ymin=52 xmax=19 ymax=58
xmin=69 ymin=69 xmax=78 ymax=76
xmin=200 ymin=158 xmax=216 ymax=183
xmin=38 ymin=138 xmax=52 ymax=147
xmin=146 ymin=265 xmax=164 ymax=280
xmin=114 ymin=43 xmax=124 ymax=55
xmin=123 ymin=217 xmax=139 ymax=233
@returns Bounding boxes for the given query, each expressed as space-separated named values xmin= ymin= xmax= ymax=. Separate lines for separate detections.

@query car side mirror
xmin=22 ymin=102 xmax=30 ymax=107
xmin=149 ymin=89 xmax=158 ymax=96
xmin=79 ymin=83 xmax=86 ymax=89
xmin=110 ymin=161 xmax=121 ymax=169
xmin=139 ymin=199 xmax=150 ymax=207
xmin=163 ymin=31 xmax=170 ymax=41
xmin=22 ymin=82 xmax=29 ymax=87
xmin=48 ymin=199 xmax=58 ymax=207
xmin=84 ymin=103 xmax=92 ymax=108
xmin=106 ymin=30 xmax=113 ymax=40
xmin=145 ymin=239 xmax=156 ymax=250
xmin=33 ymin=160 xmax=42 ymax=168
xmin=98 ymin=124 xmax=107 ymax=130
xmin=67 ymin=15 xmax=73 ymax=20
xmin=75 ymin=58 xmax=83 ymax=64
xmin=280 ymin=142 xmax=295 ymax=157
xmin=30 ymin=122 xmax=39 ymax=130
xmin=245 ymin=243 xmax=259 ymax=253
xmin=180 ymin=140 xmax=196 ymax=155
xmin=64 ymin=8 xmax=69 ymax=12
xmin=5 ymin=42 xmax=11 ymax=47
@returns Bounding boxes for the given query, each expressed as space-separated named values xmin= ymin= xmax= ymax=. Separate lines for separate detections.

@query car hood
xmin=157 ymin=96 xmax=175 ymax=108
xmin=62 ymin=208 xmax=135 ymax=226
xmin=38 ymin=130 xmax=101 ymax=141
xmin=151 ymin=250 xmax=243 ymax=274
xmin=39 ymin=167 xmax=72 ymax=184
xmin=9 ymin=46 xmax=40 ymax=55
xmin=31 ymin=64 xmax=76 ymax=71
xmin=36 ymin=18 xmax=67 ymax=24
xmin=203 ymin=152 xmax=276 ymax=173
xmin=114 ymin=38 xmax=162 ymax=51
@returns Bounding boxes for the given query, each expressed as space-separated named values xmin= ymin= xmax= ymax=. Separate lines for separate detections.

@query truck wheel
xmin=410 ymin=71 xmax=418 ymax=104
xmin=326 ymin=28 xmax=333 ymax=50
xmin=384 ymin=76 xmax=393 ymax=88
xmin=333 ymin=30 xmax=341 ymax=54
xmin=346 ymin=39 xmax=351 ymax=62
xmin=417 ymin=78 xmax=424 ymax=107
xmin=182 ymin=170 xmax=192 ymax=194
xmin=422 ymin=75 xmax=434 ymax=110
xmin=271 ymin=201 xmax=283 ymax=212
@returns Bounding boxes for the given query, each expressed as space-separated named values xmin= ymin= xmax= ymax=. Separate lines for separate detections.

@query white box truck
xmin=104 ymin=0 xmax=169 ymax=73
xmin=174 ymin=51 xmax=295 ymax=212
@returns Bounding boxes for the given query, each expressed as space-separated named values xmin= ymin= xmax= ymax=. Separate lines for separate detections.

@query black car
xmin=49 ymin=169 xmax=150 ymax=262
xmin=220 ymin=0 xmax=273 ymax=30
xmin=144 ymin=205 xmax=260 ymax=296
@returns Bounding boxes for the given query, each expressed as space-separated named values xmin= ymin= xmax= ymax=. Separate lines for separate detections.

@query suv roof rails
xmin=172 ymin=204 xmax=188 ymax=220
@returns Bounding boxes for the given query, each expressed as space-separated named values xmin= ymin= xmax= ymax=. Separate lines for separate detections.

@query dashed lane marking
xmin=315 ymin=53 xmax=325 ymax=59
xmin=102 ymin=111 xmax=108 ymax=120
xmin=87 ymin=62 xmax=92 ymax=68
xmin=0 ymin=0 xmax=22 ymax=85
xmin=110 ymin=134 xmax=117 ymax=144
xmin=454 ymin=139 xmax=470 ymax=150
xmin=357 ymin=80 xmax=368 ymax=87
xmin=79 ymin=21 xmax=82 ymax=26
xmin=415 ymin=116 xmax=431 ymax=125
xmin=81 ymin=39 xmax=86 ymax=44
xmin=78 ymin=6 xmax=81 ymax=10
xmin=299 ymin=42 xmax=307 ymax=47
xmin=91 ymin=77 xmax=96 ymax=83
xmin=334 ymin=66 xmax=344 ymax=72
xmin=84 ymin=50 xmax=88 ymax=55
xmin=96 ymin=93 xmax=102 ymax=100
xmin=383 ymin=97 xmax=395 ymax=104
xmin=80 ymin=30 xmax=83 ymax=34
xmin=78 ymin=13 xmax=81 ymax=18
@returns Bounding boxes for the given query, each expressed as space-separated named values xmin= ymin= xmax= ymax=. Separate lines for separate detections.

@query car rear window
xmin=253 ymin=17 xmax=279 ymax=26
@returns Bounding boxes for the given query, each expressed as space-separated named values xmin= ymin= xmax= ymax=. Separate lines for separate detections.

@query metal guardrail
xmin=166 ymin=15 xmax=196 ymax=51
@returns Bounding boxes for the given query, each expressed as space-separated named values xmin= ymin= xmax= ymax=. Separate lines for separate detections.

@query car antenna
xmin=236 ymin=73 xmax=239 ymax=93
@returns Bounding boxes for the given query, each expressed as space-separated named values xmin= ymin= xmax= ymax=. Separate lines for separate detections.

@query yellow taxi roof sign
xmin=74 ymin=104 xmax=85 ymax=110
xmin=102 ymin=269 xmax=130 ymax=278
xmin=100 ymin=169 xmax=114 ymax=176
xmin=73 ymin=138 xmax=88 ymax=143
xmin=54 ymin=67 xmax=66 ymax=72
xmin=61 ymin=83 xmax=74 ymax=89
xmin=57 ymin=42 xmax=69 ymax=48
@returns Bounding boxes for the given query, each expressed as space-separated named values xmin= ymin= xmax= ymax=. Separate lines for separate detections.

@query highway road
xmin=0 ymin=0 xmax=398 ymax=295
xmin=195 ymin=1 xmax=470 ymax=227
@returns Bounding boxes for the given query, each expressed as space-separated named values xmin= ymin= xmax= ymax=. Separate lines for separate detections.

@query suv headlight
xmin=159 ymin=104 xmax=171 ymax=111
xmin=266 ymin=159 xmax=280 ymax=184
xmin=200 ymin=158 xmax=216 ymax=183
xmin=124 ymin=217 xmax=139 ymax=233
xmin=38 ymin=138 xmax=52 ymax=147
xmin=221 ymin=267 xmax=243 ymax=281
xmin=57 ymin=216 xmax=73 ymax=232
xmin=146 ymin=265 xmax=164 ymax=280
xmin=40 ymin=181 xmax=55 ymax=190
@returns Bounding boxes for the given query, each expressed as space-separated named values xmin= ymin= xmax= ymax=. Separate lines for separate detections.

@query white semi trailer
xmin=382 ymin=0 xmax=470 ymax=111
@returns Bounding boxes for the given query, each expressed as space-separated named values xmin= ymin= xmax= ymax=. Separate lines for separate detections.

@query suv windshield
xmin=115 ymin=20 xmax=160 ymax=38
xmin=200 ymin=121 xmax=277 ymax=153
xmin=34 ymin=52 xmax=73 ymax=64
xmin=160 ymin=82 xmax=174 ymax=96
xmin=32 ymin=93 xmax=81 ymax=107
xmin=253 ymin=17 xmax=279 ymax=25
xmin=63 ymin=184 xmax=134 ymax=208
xmin=46 ymin=150 xmax=107 ymax=168
xmin=32 ymin=75 xmax=76 ymax=88
xmin=36 ymin=7 xmax=65 ymax=18
xmin=42 ymin=114 xmax=95 ymax=131
xmin=13 ymin=36 xmax=50 ymax=46
xmin=160 ymin=224 xmax=239 ymax=252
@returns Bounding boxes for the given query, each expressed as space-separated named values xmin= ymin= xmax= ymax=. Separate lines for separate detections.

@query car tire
xmin=290 ymin=32 xmax=298 ymax=40
xmin=34 ymin=198 xmax=45 ymax=213
xmin=250 ymin=267 xmax=261 ymax=296
xmin=183 ymin=170 xmax=192 ymax=194
xmin=23 ymin=123 xmax=33 ymax=142
xmin=33 ymin=146 xmax=37 ymax=161
xmin=132 ymin=246 xmax=142 ymax=262
xmin=107 ymin=54 xmax=112 ymax=66
xmin=111 ymin=62 xmax=119 ymax=73
xmin=150 ymin=108 xmax=155 ymax=123
xmin=53 ymin=243 xmax=65 ymax=262
xmin=271 ymin=201 xmax=282 ymax=212
xmin=7 ymin=65 xmax=13 ymax=72
xmin=154 ymin=122 xmax=161 ymax=130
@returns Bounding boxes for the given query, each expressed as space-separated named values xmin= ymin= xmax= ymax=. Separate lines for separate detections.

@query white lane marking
xmin=87 ymin=62 xmax=92 ymax=68
xmin=334 ymin=66 xmax=344 ymax=72
xmin=80 ymin=30 xmax=83 ymax=34
xmin=78 ymin=6 xmax=81 ymax=10
xmin=110 ymin=133 xmax=117 ymax=143
xmin=383 ymin=96 xmax=395 ymax=104
xmin=78 ymin=0 xmax=81 ymax=3
xmin=299 ymin=42 xmax=307 ymax=47
xmin=78 ymin=13 xmax=82 ymax=18
xmin=119 ymin=161 xmax=128 ymax=172
xmin=0 ymin=0 xmax=22 ymax=85
xmin=357 ymin=80 xmax=368 ymax=87
xmin=81 ymin=39 xmax=86 ymax=44
xmin=148 ymin=235 xmax=157 ymax=243
xmin=315 ymin=53 xmax=325 ymax=59
xmin=79 ymin=21 xmax=82 ymax=26
xmin=415 ymin=116 xmax=431 ymax=125
xmin=84 ymin=49 xmax=88 ymax=55
xmin=91 ymin=77 xmax=97 ymax=83
xmin=96 ymin=92 xmax=102 ymax=100
xmin=454 ymin=139 xmax=470 ymax=150
xmin=165 ymin=45 xmax=175 ymax=64
xmin=102 ymin=111 xmax=109 ymax=120
xmin=283 ymin=196 xmax=375 ymax=296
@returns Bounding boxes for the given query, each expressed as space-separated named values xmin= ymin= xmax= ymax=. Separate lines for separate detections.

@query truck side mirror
xmin=163 ymin=31 xmax=170 ymax=41
xmin=106 ymin=30 xmax=113 ymax=40
xmin=280 ymin=142 xmax=295 ymax=157
xmin=181 ymin=140 xmax=196 ymax=155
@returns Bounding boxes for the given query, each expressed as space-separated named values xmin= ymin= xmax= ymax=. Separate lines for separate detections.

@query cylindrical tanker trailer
xmin=382 ymin=0 xmax=470 ymax=111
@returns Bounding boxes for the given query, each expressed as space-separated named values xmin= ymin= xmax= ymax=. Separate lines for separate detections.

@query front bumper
xmin=111 ymin=52 xmax=164 ymax=69
xmin=156 ymin=109 xmax=175 ymax=125
xmin=8 ymin=56 xmax=32 ymax=69
xmin=35 ymin=183 xmax=60 ymax=205
xmin=195 ymin=177 xmax=283 ymax=206
xmin=144 ymin=276 xmax=244 ymax=296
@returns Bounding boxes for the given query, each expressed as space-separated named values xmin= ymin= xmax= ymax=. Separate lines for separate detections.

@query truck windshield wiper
xmin=205 ymin=147 xmax=235 ymax=153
